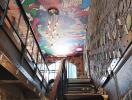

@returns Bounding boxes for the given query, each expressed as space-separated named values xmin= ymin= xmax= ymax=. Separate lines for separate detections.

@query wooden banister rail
xmin=49 ymin=59 xmax=65 ymax=100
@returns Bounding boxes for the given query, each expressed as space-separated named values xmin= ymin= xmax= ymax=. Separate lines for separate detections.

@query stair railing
xmin=49 ymin=59 xmax=67 ymax=100
xmin=0 ymin=0 xmax=50 ymax=90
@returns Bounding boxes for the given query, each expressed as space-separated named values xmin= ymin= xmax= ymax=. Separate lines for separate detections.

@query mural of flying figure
xmin=21 ymin=0 xmax=90 ymax=56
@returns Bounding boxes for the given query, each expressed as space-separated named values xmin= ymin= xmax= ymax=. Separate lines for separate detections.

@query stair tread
xmin=64 ymin=93 xmax=104 ymax=100
xmin=68 ymin=84 xmax=94 ymax=86
xmin=68 ymin=79 xmax=91 ymax=84
xmin=66 ymin=91 xmax=96 ymax=94
xmin=67 ymin=87 xmax=95 ymax=91
xmin=64 ymin=93 xmax=101 ymax=96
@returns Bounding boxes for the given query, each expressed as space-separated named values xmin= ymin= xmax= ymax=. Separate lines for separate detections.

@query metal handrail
xmin=0 ymin=0 xmax=49 ymax=85
xmin=14 ymin=0 xmax=49 ymax=71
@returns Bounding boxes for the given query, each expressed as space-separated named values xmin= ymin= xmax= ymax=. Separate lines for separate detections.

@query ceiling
xmin=21 ymin=0 xmax=90 ymax=57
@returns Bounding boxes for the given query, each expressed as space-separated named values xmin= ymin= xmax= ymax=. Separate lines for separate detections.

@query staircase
xmin=64 ymin=78 xmax=105 ymax=100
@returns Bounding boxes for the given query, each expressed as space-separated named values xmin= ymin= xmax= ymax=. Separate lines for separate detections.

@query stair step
xmin=68 ymin=79 xmax=92 ymax=84
xmin=64 ymin=93 xmax=101 ymax=96
xmin=67 ymin=87 xmax=95 ymax=91
xmin=67 ymin=87 xmax=95 ymax=92
xmin=64 ymin=93 xmax=104 ymax=100
xmin=67 ymin=83 xmax=95 ymax=87
xmin=66 ymin=90 xmax=96 ymax=94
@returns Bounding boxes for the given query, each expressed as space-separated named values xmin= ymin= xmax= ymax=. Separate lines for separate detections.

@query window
xmin=66 ymin=61 xmax=77 ymax=79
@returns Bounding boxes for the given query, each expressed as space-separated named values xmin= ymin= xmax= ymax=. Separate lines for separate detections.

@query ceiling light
xmin=51 ymin=42 xmax=72 ymax=56
xmin=76 ymin=48 xmax=82 ymax=51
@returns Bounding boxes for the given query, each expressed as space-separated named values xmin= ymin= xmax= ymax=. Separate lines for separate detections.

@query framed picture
xmin=0 ymin=0 xmax=9 ymax=25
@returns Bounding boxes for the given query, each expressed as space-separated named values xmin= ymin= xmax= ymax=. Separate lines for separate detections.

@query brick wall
xmin=87 ymin=0 xmax=132 ymax=99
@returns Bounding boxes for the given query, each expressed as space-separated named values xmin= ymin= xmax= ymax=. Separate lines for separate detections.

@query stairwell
xmin=64 ymin=78 xmax=107 ymax=100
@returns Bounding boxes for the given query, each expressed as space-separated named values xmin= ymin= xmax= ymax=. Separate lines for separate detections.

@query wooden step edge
xmin=64 ymin=93 xmax=102 ymax=96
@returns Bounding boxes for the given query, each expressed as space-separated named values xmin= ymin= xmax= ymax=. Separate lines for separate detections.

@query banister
xmin=49 ymin=59 xmax=66 ymax=100
xmin=14 ymin=0 xmax=49 ymax=71
xmin=0 ymin=0 xmax=50 ymax=90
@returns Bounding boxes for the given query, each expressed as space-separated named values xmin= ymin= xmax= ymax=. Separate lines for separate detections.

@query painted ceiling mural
xmin=21 ymin=0 xmax=90 ymax=56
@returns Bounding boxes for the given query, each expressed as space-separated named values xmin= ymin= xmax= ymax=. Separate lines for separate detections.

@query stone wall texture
xmin=87 ymin=0 xmax=132 ymax=100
